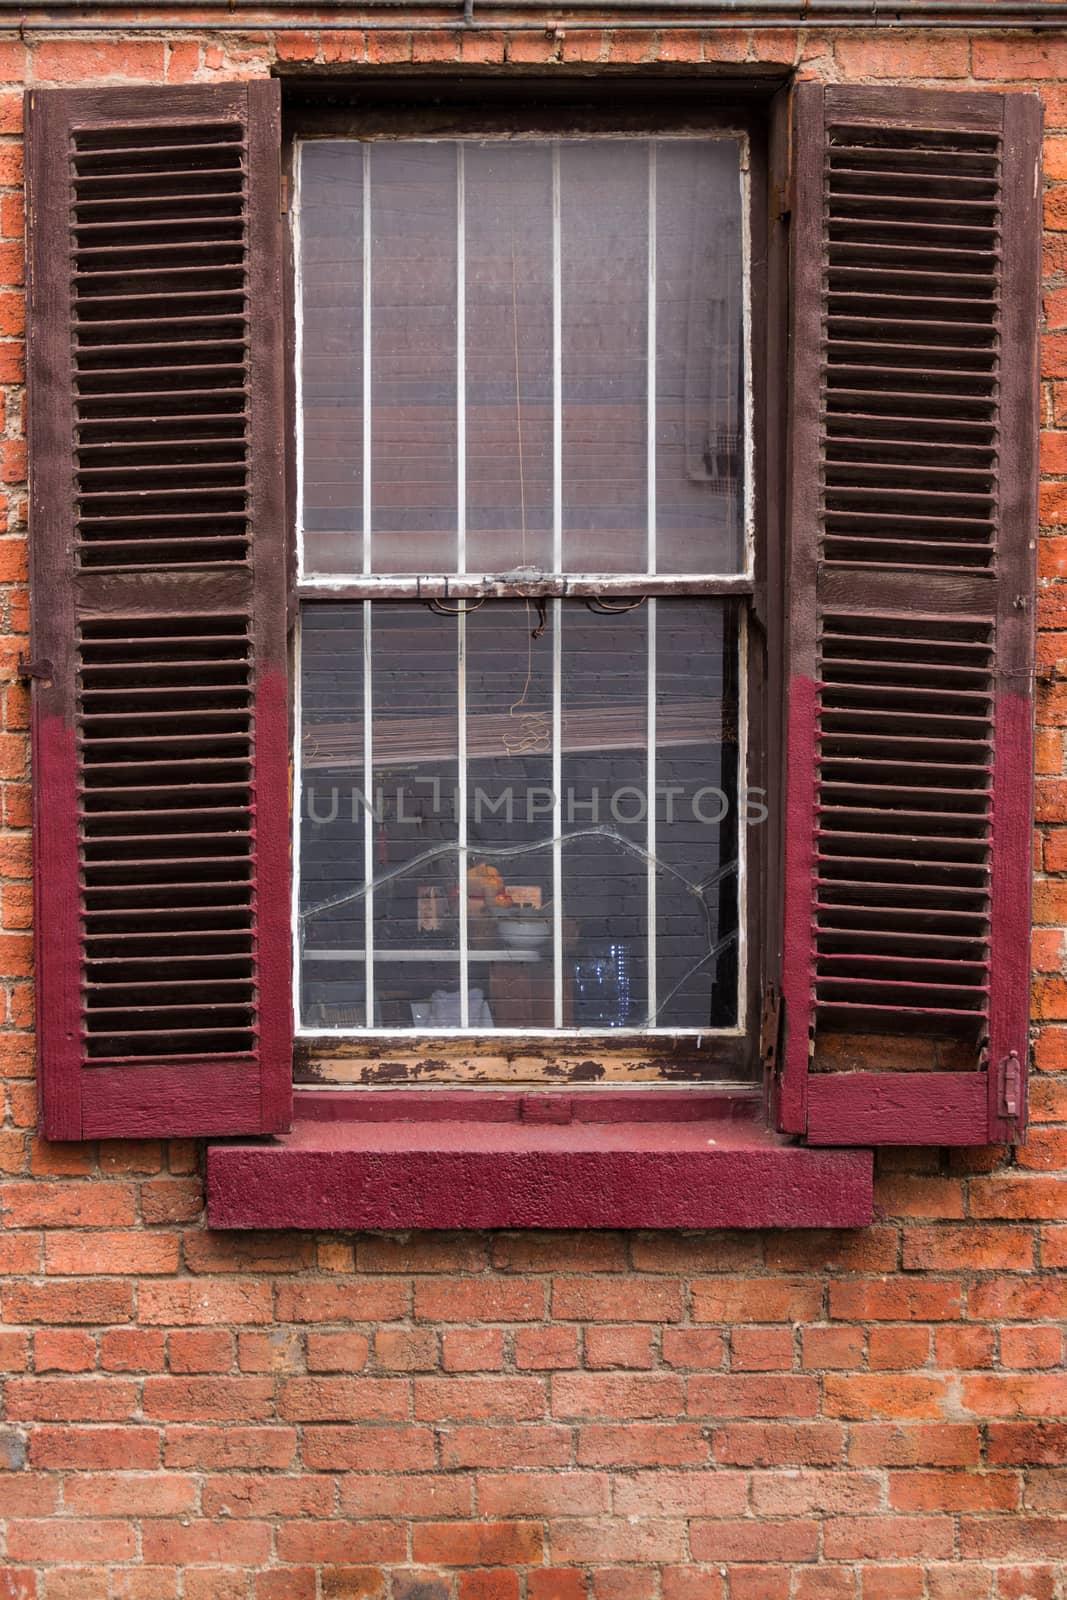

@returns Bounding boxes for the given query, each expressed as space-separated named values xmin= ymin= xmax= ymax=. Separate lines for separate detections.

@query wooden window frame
xmin=281 ymin=76 xmax=783 ymax=1090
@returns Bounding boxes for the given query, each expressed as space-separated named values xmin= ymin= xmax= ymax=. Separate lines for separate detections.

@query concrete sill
xmin=207 ymin=1092 xmax=873 ymax=1230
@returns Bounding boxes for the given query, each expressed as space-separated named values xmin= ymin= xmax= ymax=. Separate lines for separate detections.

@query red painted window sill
xmin=207 ymin=1091 xmax=873 ymax=1230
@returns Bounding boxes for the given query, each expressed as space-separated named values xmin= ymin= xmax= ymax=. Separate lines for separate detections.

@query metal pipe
xmin=3 ymin=0 xmax=1067 ymax=19
xmin=1 ymin=0 xmax=1065 ymax=11
xmin=5 ymin=13 xmax=1067 ymax=25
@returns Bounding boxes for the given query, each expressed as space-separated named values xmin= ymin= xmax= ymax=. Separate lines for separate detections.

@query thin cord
xmin=506 ymin=233 xmax=551 ymax=758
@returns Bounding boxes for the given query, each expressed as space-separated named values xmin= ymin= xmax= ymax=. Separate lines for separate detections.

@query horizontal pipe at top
xmin=4 ymin=0 xmax=1067 ymax=21
xmin=4 ymin=0 xmax=1067 ymax=11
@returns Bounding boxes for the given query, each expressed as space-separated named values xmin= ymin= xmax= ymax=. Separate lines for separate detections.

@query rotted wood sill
xmin=207 ymin=1091 xmax=874 ymax=1230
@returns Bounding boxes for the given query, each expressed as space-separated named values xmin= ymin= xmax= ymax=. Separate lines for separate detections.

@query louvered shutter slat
xmin=778 ymin=85 xmax=1041 ymax=1148
xmin=27 ymin=83 xmax=291 ymax=1139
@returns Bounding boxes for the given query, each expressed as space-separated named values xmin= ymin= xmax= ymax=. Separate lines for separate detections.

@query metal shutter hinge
xmin=997 ymin=1050 xmax=1022 ymax=1123
xmin=17 ymin=654 xmax=52 ymax=684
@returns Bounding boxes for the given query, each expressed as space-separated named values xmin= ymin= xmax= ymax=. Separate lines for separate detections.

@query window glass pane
xmin=561 ymin=602 xmax=650 ymax=1022
xmin=299 ymin=604 xmax=367 ymax=1024
xmin=371 ymin=604 xmax=461 ymax=1023
xmin=466 ymin=601 xmax=556 ymax=1026
xmin=656 ymin=140 xmax=744 ymax=574
xmin=299 ymin=142 xmax=364 ymax=575
xmin=297 ymin=135 xmax=747 ymax=582
xmin=371 ymin=143 xmax=458 ymax=574
xmin=653 ymin=599 xmax=740 ymax=1025
xmin=561 ymin=140 xmax=649 ymax=574
xmin=298 ymin=599 xmax=740 ymax=1031
xmin=465 ymin=143 xmax=555 ymax=576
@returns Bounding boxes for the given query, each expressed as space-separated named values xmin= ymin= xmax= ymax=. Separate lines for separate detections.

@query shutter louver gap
xmin=780 ymin=86 xmax=1040 ymax=1146
xmin=28 ymin=83 xmax=291 ymax=1139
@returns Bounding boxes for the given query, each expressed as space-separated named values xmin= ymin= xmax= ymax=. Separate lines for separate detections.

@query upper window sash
xmin=294 ymin=132 xmax=754 ymax=595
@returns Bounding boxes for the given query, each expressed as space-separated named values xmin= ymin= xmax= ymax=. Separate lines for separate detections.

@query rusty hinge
xmin=997 ymin=1050 xmax=1023 ymax=1124
xmin=17 ymin=654 xmax=52 ymax=684
xmin=760 ymin=986 xmax=782 ymax=1077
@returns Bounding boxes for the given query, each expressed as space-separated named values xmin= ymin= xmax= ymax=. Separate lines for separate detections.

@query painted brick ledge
xmin=207 ymin=1097 xmax=873 ymax=1230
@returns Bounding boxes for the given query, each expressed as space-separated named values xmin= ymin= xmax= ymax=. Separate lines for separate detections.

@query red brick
xmin=203 ymin=1473 xmax=335 ymax=1519
xmin=301 ymin=1425 xmax=436 ymax=1472
xmin=6 ymin=1377 xmax=137 ymax=1421
xmin=459 ymin=1574 xmax=520 ymax=1600
xmin=514 ymin=1326 xmax=580 ymax=1369
xmin=279 ymin=1377 xmax=409 ymax=1422
xmin=478 ymin=1470 xmax=610 ymax=1517
xmin=33 ymin=1330 xmax=95 ymax=1372
xmin=867 ymin=1326 xmax=931 ymax=1371
xmin=307 ymin=1331 xmax=371 ymax=1372
xmin=28 ymin=1426 xmax=160 ymax=1471
xmin=661 ymin=1329 xmax=726 ymax=1369
xmin=141 ymin=1520 xmax=272 ymax=1567
xmin=551 ymin=1519 xmax=686 ymax=1564
xmin=527 ymin=1571 xmax=587 ymax=1600
xmin=412 ymin=1522 xmax=542 ymax=1566
xmin=688 ymin=1375 xmax=818 ymax=1418
xmin=100 ymin=1329 xmax=165 ymax=1372
xmin=32 ymin=40 xmax=165 ymax=82
xmin=63 ymin=1473 xmax=197 ymax=1518
xmin=730 ymin=1327 xmax=795 ymax=1371
xmin=43 ymin=1231 xmax=178 ymax=1276
xmin=713 ymin=1422 xmax=845 ymax=1467
xmin=690 ymin=1519 xmax=819 ymax=1563
xmin=553 ymin=1372 xmax=683 ymax=1419
xmin=416 ymin=1377 xmax=545 ymax=1422
xmin=139 ymin=1281 xmax=272 ymax=1326
xmin=973 ymin=37 xmax=1067 ymax=76
xmin=692 ymin=1277 xmax=823 ymax=1322
xmin=442 ymin=1328 xmax=505 ymax=1371
xmin=825 ymin=1375 xmax=948 ymax=1420
xmin=1001 ymin=1326 xmax=1063 ymax=1369
xmin=584 ymin=1326 xmax=655 ymax=1369
xmin=414 ymin=1278 xmax=543 ymax=1322
xmin=6 ymin=1519 xmax=136 ymax=1564
xmin=275 ymin=1280 xmax=409 ymax=1323
xmin=168 ymin=1329 xmax=234 ymax=1373
xmin=375 ymin=1328 xmax=439 ymax=1371
xmin=751 ymin=1469 xmax=880 ymax=1516
xmin=578 ymin=1423 xmax=708 ymax=1466
xmin=829 ymin=1280 xmax=961 ymax=1321
xmin=613 ymin=1468 xmax=748 ymax=1517
xmin=552 ymin=1277 xmax=683 ymax=1321
xmin=801 ymin=1327 xmax=864 ymax=1369
xmin=338 ymin=1472 xmax=471 ymax=1519
xmin=142 ymin=1377 xmax=274 ymax=1422
xmin=163 ymin=1426 xmax=297 ymax=1470
xmin=835 ymin=33 xmax=969 ymax=76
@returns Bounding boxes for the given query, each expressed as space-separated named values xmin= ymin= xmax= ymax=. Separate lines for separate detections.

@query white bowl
xmin=498 ymin=918 xmax=550 ymax=948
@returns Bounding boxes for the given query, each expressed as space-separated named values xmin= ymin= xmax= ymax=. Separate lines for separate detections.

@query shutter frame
xmin=777 ymin=83 xmax=1041 ymax=1147
xmin=27 ymin=82 xmax=293 ymax=1139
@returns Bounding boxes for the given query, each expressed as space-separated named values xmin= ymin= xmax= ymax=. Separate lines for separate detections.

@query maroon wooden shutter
xmin=778 ymin=84 xmax=1041 ymax=1147
xmin=26 ymin=83 xmax=292 ymax=1138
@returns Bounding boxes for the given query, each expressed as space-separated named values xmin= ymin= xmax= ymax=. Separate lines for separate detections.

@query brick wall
xmin=1 ymin=16 xmax=1067 ymax=1599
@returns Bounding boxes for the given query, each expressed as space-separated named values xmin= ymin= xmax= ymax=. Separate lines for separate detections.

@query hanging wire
xmin=585 ymin=596 xmax=647 ymax=614
xmin=426 ymin=596 xmax=486 ymax=617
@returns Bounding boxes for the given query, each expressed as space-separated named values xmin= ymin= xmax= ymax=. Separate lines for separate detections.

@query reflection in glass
xmin=371 ymin=143 xmax=458 ymax=574
xmin=298 ymin=137 xmax=745 ymax=580
xmin=299 ymin=143 xmax=364 ymax=574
